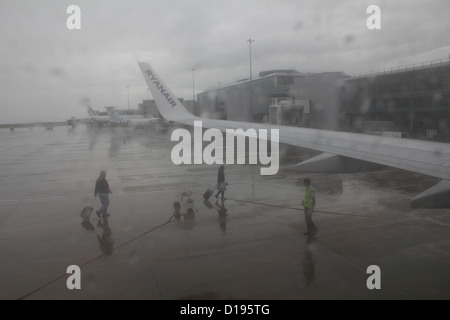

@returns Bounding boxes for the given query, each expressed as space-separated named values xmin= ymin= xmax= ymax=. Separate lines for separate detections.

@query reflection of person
xmin=303 ymin=236 xmax=316 ymax=287
xmin=81 ymin=219 xmax=95 ymax=231
xmin=214 ymin=199 xmax=227 ymax=233
xmin=173 ymin=200 xmax=196 ymax=230
xmin=173 ymin=201 xmax=182 ymax=220
xmin=301 ymin=178 xmax=317 ymax=236
xmin=94 ymin=170 xmax=112 ymax=219
xmin=183 ymin=208 xmax=196 ymax=231
xmin=97 ymin=217 xmax=114 ymax=255
xmin=214 ymin=165 xmax=226 ymax=201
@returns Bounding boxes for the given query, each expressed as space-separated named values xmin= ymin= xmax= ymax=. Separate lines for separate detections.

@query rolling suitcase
xmin=80 ymin=206 xmax=94 ymax=221
xmin=80 ymin=197 xmax=96 ymax=221
xmin=203 ymin=189 xmax=214 ymax=200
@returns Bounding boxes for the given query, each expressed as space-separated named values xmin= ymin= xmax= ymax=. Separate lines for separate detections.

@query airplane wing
xmin=138 ymin=62 xmax=450 ymax=208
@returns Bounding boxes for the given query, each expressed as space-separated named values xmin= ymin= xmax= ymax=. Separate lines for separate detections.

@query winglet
xmin=138 ymin=62 xmax=197 ymax=122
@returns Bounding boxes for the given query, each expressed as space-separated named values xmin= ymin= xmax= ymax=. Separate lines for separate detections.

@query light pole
xmin=247 ymin=38 xmax=255 ymax=122
xmin=247 ymin=38 xmax=255 ymax=80
xmin=191 ymin=68 xmax=196 ymax=101
xmin=126 ymin=85 xmax=130 ymax=110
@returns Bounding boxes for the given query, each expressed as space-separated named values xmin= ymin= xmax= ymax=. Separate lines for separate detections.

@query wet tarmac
xmin=0 ymin=126 xmax=449 ymax=300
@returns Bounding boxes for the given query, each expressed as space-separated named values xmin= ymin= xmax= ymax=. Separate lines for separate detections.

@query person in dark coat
xmin=214 ymin=165 xmax=226 ymax=201
xmin=94 ymin=170 xmax=112 ymax=219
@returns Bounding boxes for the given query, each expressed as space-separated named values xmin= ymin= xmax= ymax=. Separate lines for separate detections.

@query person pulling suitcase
xmin=94 ymin=170 xmax=112 ymax=219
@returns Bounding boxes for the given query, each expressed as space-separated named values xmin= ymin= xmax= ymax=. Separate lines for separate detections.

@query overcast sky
xmin=0 ymin=0 xmax=449 ymax=124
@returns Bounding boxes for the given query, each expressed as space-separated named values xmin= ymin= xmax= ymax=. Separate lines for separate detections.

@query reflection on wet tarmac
xmin=173 ymin=190 xmax=197 ymax=231
xmin=97 ymin=217 xmax=114 ymax=255
xmin=86 ymin=126 xmax=139 ymax=157
xmin=295 ymin=176 xmax=344 ymax=195
xmin=81 ymin=220 xmax=95 ymax=231
xmin=109 ymin=132 xmax=134 ymax=158
xmin=214 ymin=199 xmax=228 ymax=234
xmin=2 ymin=126 xmax=450 ymax=299
xmin=181 ymin=208 xmax=196 ymax=231
xmin=360 ymin=169 xmax=440 ymax=194
xmin=202 ymin=198 xmax=228 ymax=234
xmin=88 ymin=127 xmax=98 ymax=151
xmin=80 ymin=214 xmax=114 ymax=255
xmin=303 ymin=236 xmax=316 ymax=287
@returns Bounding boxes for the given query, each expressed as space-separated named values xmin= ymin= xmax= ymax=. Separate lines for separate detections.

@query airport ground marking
xmin=17 ymin=192 xmax=446 ymax=298
xmin=17 ymin=213 xmax=176 ymax=299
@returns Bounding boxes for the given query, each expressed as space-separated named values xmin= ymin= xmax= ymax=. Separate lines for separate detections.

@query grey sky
xmin=0 ymin=0 xmax=449 ymax=123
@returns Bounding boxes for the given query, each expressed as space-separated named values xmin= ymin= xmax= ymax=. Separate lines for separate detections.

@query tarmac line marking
xmin=17 ymin=214 xmax=175 ymax=300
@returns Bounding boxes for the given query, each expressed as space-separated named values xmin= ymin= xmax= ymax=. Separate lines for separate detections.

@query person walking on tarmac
xmin=214 ymin=165 xmax=227 ymax=201
xmin=302 ymin=178 xmax=318 ymax=236
xmin=94 ymin=170 xmax=112 ymax=219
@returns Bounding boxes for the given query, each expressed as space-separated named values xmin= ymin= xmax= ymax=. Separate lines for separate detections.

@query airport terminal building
xmin=197 ymin=69 xmax=345 ymax=130
xmin=343 ymin=61 xmax=450 ymax=140
xmin=196 ymin=59 xmax=450 ymax=141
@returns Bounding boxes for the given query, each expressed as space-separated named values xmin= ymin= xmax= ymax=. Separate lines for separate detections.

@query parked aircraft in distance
xmin=86 ymin=106 xmax=113 ymax=127
xmin=105 ymin=106 xmax=171 ymax=130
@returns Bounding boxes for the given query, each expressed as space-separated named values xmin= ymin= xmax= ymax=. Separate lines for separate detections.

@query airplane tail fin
xmin=105 ymin=107 xmax=123 ymax=124
xmin=138 ymin=62 xmax=197 ymax=122
xmin=87 ymin=106 xmax=97 ymax=116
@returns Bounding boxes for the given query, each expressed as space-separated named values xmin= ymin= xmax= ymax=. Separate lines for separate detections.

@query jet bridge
xmin=269 ymin=97 xmax=310 ymax=127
